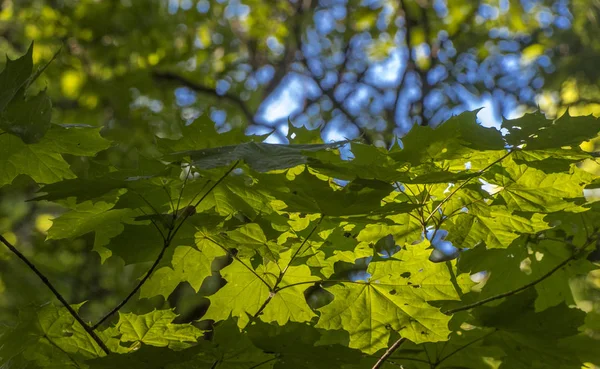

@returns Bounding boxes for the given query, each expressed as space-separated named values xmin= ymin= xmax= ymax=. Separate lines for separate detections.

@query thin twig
xmin=434 ymin=330 xmax=496 ymax=367
xmin=134 ymin=192 xmax=167 ymax=229
xmin=136 ymin=206 xmax=166 ymax=242
xmin=170 ymin=161 xmax=240 ymax=238
xmin=248 ymin=357 xmax=278 ymax=369
xmin=445 ymin=234 xmax=597 ymax=315
xmin=0 ymin=235 xmax=110 ymax=355
xmin=162 ymin=184 xmax=176 ymax=216
xmin=371 ymin=337 xmax=408 ymax=369
xmin=174 ymin=164 xmax=193 ymax=219
xmin=91 ymin=237 xmax=169 ymax=330
xmin=424 ymin=150 xmax=513 ymax=225
xmin=43 ymin=335 xmax=83 ymax=368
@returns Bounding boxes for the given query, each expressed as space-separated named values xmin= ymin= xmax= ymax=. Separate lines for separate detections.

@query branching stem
xmin=92 ymin=161 xmax=240 ymax=329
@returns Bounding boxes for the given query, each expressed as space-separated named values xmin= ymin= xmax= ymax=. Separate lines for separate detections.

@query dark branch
xmin=371 ymin=337 xmax=408 ymax=369
xmin=0 ymin=234 xmax=110 ymax=355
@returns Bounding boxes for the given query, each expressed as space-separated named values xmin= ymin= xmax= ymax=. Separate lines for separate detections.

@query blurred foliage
xmin=2 ymin=0 xmax=600 ymax=147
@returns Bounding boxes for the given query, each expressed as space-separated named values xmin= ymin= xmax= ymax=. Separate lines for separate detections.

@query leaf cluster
xmin=1 ymin=46 xmax=600 ymax=369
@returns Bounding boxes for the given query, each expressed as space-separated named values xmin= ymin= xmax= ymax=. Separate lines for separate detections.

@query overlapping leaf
xmin=316 ymin=242 xmax=474 ymax=353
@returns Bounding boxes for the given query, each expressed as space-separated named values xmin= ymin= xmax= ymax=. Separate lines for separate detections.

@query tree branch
xmin=0 ymin=234 xmax=110 ymax=355
xmin=91 ymin=237 xmax=170 ymax=330
xmin=371 ymin=337 xmax=408 ymax=369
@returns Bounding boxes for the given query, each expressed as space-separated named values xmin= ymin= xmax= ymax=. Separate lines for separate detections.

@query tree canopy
xmin=1 ymin=1 xmax=600 ymax=369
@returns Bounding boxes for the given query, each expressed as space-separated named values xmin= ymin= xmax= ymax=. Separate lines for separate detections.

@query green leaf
xmin=0 ymin=125 xmax=111 ymax=186
xmin=171 ymin=320 xmax=277 ymax=369
xmin=391 ymin=111 xmax=506 ymax=165
xmin=316 ymin=242 xmax=473 ymax=353
xmin=204 ymin=260 xmax=319 ymax=328
xmin=447 ymin=203 xmax=550 ymax=249
xmin=47 ymin=200 xmax=138 ymax=262
xmin=140 ymin=243 xmax=225 ymax=299
xmin=0 ymin=89 xmax=52 ymax=144
xmin=0 ymin=43 xmax=33 ymax=112
xmin=484 ymin=157 xmax=592 ymax=213
xmin=262 ymin=169 xmax=418 ymax=216
xmin=168 ymin=141 xmax=342 ymax=172
xmin=223 ymin=223 xmax=283 ymax=261
xmin=248 ymin=321 xmax=365 ymax=369
xmin=502 ymin=112 xmax=600 ymax=150
xmin=87 ymin=345 xmax=204 ymax=369
xmin=114 ymin=310 xmax=203 ymax=348
xmin=36 ymin=304 xmax=106 ymax=359
xmin=472 ymin=290 xmax=587 ymax=368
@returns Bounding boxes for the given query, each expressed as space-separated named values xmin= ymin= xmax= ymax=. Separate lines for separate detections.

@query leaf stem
xmin=171 ymin=161 xmax=240 ymax=237
xmin=0 ymin=234 xmax=110 ymax=355
xmin=92 ymin=237 xmax=170 ymax=330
